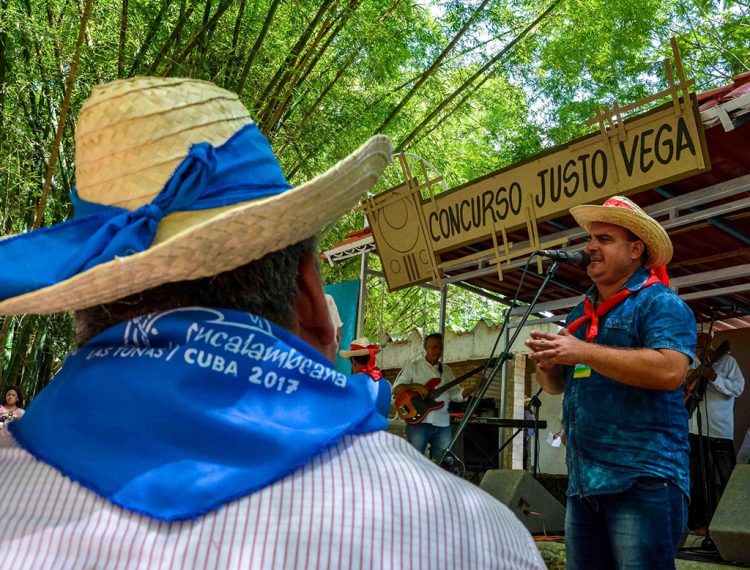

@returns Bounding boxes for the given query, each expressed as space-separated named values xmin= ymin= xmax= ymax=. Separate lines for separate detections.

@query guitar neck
xmin=700 ymin=340 xmax=730 ymax=371
xmin=689 ymin=341 xmax=730 ymax=384
xmin=431 ymin=363 xmax=487 ymax=398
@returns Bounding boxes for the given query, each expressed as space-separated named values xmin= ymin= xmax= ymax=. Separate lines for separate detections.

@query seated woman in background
xmin=0 ymin=386 xmax=25 ymax=424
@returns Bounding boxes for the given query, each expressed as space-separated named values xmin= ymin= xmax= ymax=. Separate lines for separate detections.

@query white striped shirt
xmin=0 ymin=429 xmax=545 ymax=569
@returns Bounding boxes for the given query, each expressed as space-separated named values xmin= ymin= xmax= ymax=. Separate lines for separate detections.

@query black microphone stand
xmin=452 ymin=385 xmax=546 ymax=480
xmin=437 ymin=258 xmax=561 ymax=471
xmin=526 ymin=388 xmax=543 ymax=476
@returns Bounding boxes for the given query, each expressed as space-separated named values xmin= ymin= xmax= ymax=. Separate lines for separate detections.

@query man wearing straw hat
xmin=340 ymin=336 xmax=382 ymax=377
xmin=340 ymin=336 xmax=393 ymax=419
xmin=527 ymin=195 xmax=696 ymax=568
xmin=0 ymin=78 xmax=544 ymax=568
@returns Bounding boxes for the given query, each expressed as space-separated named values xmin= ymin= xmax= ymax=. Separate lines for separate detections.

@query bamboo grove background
xmin=0 ymin=0 xmax=747 ymax=401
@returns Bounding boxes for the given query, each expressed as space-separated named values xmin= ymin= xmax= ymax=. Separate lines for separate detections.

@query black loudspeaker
xmin=459 ymin=424 xmax=500 ymax=469
xmin=480 ymin=470 xmax=566 ymax=534
xmin=709 ymin=465 xmax=750 ymax=564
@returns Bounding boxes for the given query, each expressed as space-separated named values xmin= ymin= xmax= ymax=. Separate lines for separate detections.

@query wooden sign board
xmin=364 ymin=177 xmax=440 ymax=291
xmin=367 ymin=93 xmax=709 ymax=291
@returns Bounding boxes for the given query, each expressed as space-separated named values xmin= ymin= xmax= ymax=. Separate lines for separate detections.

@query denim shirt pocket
xmin=601 ymin=315 xmax=635 ymax=347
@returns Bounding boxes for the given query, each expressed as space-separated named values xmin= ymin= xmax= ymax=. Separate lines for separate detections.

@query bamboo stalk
xmin=0 ymin=317 xmax=12 ymax=378
xmin=0 ymin=0 xmax=7 ymax=137
xmin=256 ymin=0 xmax=333 ymax=124
xmin=376 ymin=0 xmax=492 ymax=135
xmin=223 ymin=0 xmax=246 ymax=84
xmin=145 ymin=4 xmax=195 ymax=76
xmin=118 ymin=0 xmax=129 ymax=77
xmin=276 ymin=0 xmax=400 ymax=155
xmin=266 ymin=0 xmax=361 ymax=133
xmin=32 ymin=0 xmax=93 ymax=229
xmin=397 ymin=0 xmax=562 ymax=152
xmin=262 ymin=3 xmax=342 ymax=131
xmin=162 ymin=0 xmax=233 ymax=76
xmin=276 ymin=50 xmax=358 ymax=157
xmin=235 ymin=0 xmax=281 ymax=95
xmin=128 ymin=0 xmax=173 ymax=76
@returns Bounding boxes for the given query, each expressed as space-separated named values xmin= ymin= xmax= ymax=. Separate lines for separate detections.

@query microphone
xmin=709 ymin=302 xmax=737 ymax=313
xmin=536 ymin=249 xmax=591 ymax=267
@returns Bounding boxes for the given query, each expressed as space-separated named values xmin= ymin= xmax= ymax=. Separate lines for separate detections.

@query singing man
xmin=527 ymin=196 xmax=696 ymax=569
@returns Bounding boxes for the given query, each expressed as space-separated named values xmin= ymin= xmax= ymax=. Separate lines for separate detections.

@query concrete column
xmin=500 ymin=353 xmax=527 ymax=470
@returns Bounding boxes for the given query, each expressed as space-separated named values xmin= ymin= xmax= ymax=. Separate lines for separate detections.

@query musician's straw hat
xmin=339 ymin=337 xmax=380 ymax=358
xmin=570 ymin=195 xmax=673 ymax=266
xmin=0 ymin=77 xmax=392 ymax=315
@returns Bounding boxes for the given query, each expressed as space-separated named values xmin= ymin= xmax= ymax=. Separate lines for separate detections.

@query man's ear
xmin=630 ymin=239 xmax=645 ymax=261
xmin=294 ymin=251 xmax=335 ymax=355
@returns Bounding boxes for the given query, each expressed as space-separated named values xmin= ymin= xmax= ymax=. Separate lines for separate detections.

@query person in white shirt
xmin=392 ymin=333 xmax=473 ymax=460
xmin=688 ymin=332 xmax=746 ymax=530
xmin=0 ymin=77 xmax=545 ymax=569
xmin=324 ymin=293 xmax=343 ymax=350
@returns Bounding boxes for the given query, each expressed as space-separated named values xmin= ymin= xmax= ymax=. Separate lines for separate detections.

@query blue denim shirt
xmin=563 ymin=267 xmax=696 ymax=498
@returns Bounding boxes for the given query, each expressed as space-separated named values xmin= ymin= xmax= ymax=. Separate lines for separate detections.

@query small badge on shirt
xmin=573 ymin=364 xmax=591 ymax=379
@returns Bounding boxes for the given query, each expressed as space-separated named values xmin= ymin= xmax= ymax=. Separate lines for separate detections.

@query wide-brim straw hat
xmin=339 ymin=337 xmax=380 ymax=358
xmin=569 ymin=195 xmax=673 ymax=267
xmin=0 ymin=77 xmax=392 ymax=315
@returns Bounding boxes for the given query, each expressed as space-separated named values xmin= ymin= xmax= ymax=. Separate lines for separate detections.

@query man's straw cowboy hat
xmin=339 ymin=337 xmax=380 ymax=359
xmin=0 ymin=77 xmax=392 ymax=315
xmin=570 ymin=195 xmax=673 ymax=267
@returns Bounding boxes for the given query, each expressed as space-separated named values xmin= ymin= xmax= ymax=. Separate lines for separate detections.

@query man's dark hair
xmin=352 ymin=354 xmax=370 ymax=366
xmin=75 ymin=237 xmax=317 ymax=346
xmin=3 ymin=385 xmax=24 ymax=408
xmin=423 ymin=332 xmax=443 ymax=346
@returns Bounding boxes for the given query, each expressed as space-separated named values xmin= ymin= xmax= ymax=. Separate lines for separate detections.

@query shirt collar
xmin=624 ymin=266 xmax=651 ymax=291
xmin=584 ymin=266 xmax=651 ymax=304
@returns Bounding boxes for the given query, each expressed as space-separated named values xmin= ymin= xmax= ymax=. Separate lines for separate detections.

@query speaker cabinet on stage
xmin=709 ymin=464 xmax=750 ymax=564
xmin=480 ymin=470 xmax=565 ymax=534
xmin=451 ymin=423 xmax=500 ymax=470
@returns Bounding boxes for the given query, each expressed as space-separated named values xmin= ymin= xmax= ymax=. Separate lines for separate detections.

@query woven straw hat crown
xmin=0 ymin=77 xmax=392 ymax=315
xmin=76 ymin=77 xmax=253 ymax=210
xmin=569 ymin=195 xmax=673 ymax=266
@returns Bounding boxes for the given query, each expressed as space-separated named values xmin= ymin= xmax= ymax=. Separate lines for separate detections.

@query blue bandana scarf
xmin=0 ymin=123 xmax=291 ymax=300
xmin=10 ymin=308 xmax=387 ymax=521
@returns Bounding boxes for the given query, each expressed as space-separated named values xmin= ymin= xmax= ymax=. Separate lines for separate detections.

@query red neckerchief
xmin=566 ymin=267 xmax=669 ymax=342
xmin=350 ymin=343 xmax=382 ymax=381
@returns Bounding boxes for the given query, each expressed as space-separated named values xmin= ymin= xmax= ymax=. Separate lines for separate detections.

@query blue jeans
xmin=405 ymin=423 xmax=452 ymax=460
xmin=566 ymin=477 xmax=687 ymax=570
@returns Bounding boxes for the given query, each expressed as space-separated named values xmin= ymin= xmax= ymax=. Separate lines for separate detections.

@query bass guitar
xmin=684 ymin=339 xmax=729 ymax=415
xmin=394 ymin=362 xmax=488 ymax=425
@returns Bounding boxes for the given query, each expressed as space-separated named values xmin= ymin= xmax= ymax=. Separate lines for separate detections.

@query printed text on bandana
xmin=85 ymin=310 xmax=347 ymax=392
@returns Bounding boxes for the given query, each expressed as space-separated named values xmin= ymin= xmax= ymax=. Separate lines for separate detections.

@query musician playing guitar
xmin=392 ymin=333 xmax=476 ymax=460
xmin=687 ymin=331 xmax=745 ymax=532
